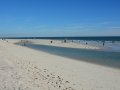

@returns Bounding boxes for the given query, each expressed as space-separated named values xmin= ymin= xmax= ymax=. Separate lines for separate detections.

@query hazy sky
xmin=0 ymin=0 xmax=120 ymax=37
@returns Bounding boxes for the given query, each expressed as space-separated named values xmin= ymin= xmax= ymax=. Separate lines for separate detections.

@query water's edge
xmin=16 ymin=42 xmax=120 ymax=69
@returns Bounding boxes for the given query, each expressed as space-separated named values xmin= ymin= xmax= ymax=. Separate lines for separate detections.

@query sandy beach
xmin=0 ymin=39 xmax=120 ymax=90
xmin=9 ymin=39 xmax=101 ymax=50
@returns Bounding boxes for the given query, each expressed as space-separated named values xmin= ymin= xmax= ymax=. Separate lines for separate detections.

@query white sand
xmin=0 ymin=39 xmax=120 ymax=90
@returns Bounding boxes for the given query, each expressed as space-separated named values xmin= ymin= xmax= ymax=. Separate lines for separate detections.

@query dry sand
xmin=0 ymin=39 xmax=120 ymax=90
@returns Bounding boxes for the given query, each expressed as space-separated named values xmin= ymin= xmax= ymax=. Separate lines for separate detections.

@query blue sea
xmin=3 ymin=36 xmax=120 ymax=41
xmin=15 ymin=36 xmax=120 ymax=69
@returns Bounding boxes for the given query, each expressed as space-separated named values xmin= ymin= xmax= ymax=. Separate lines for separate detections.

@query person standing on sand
xmin=50 ymin=40 xmax=52 ymax=43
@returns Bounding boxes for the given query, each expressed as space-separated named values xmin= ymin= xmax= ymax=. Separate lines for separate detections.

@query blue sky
xmin=0 ymin=0 xmax=120 ymax=37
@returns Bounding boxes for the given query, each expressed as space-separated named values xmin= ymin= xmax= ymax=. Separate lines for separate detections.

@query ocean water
xmin=3 ymin=36 xmax=120 ymax=41
xmin=24 ymin=43 xmax=120 ymax=69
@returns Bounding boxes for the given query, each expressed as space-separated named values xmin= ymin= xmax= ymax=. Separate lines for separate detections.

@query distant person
xmin=103 ymin=42 xmax=105 ymax=47
xmin=86 ymin=42 xmax=88 ymax=45
xmin=103 ymin=41 xmax=105 ymax=47
xmin=50 ymin=40 xmax=52 ymax=43
xmin=64 ymin=40 xmax=66 ymax=43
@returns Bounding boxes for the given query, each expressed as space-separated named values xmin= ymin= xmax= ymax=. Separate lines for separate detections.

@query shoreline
xmin=7 ymin=39 xmax=101 ymax=50
xmin=0 ymin=39 xmax=120 ymax=90
xmin=7 ymin=39 xmax=120 ymax=52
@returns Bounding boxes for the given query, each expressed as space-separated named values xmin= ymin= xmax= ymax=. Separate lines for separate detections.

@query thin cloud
xmin=111 ymin=26 xmax=120 ymax=29
xmin=99 ymin=21 xmax=112 ymax=25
